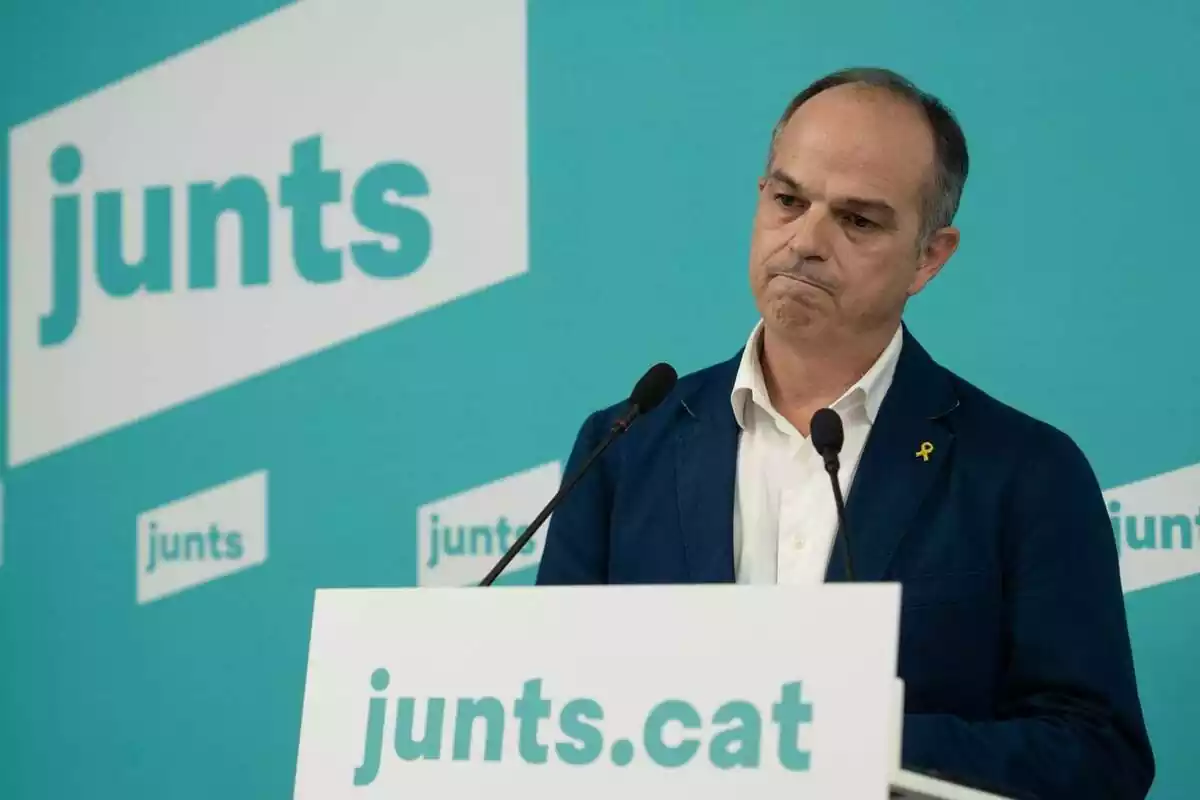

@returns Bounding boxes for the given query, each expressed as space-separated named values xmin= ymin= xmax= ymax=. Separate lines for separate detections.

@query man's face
xmin=748 ymin=84 xmax=958 ymax=343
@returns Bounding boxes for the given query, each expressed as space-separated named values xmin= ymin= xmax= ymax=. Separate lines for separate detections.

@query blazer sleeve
xmin=535 ymin=410 xmax=612 ymax=584
xmin=901 ymin=426 xmax=1156 ymax=800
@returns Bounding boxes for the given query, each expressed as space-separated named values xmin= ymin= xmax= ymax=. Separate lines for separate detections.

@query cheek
xmin=747 ymin=229 xmax=777 ymax=277
xmin=831 ymin=244 xmax=915 ymax=299
xmin=750 ymin=224 xmax=790 ymax=265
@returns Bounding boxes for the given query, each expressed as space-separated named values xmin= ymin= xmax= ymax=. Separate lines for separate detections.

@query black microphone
xmin=477 ymin=362 xmax=679 ymax=587
xmin=811 ymin=408 xmax=854 ymax=582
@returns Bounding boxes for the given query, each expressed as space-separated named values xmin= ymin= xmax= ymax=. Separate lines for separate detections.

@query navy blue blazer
xmin=536 ymin=326 xmax=1154 ymax=800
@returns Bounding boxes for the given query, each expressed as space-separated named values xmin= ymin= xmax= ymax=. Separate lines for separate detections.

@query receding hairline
xmin=765 ymin=67 xmax=970 ymax=240
xmin=769 ymin=83 xmax=941 ymax=173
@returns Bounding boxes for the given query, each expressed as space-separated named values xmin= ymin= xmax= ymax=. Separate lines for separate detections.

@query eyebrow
xmin=767 ymin=169 xmax=897 ymax=223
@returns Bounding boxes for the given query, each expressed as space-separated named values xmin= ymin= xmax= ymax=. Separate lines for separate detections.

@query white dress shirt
xmin=730 ymin=321 xmax=903 ymax=585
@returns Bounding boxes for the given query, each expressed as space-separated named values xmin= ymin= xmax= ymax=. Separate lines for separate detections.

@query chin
xmin=766 ymin=298 xmax=825 ymax=335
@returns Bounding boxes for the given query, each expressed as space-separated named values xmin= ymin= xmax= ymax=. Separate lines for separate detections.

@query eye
xmin=842 ymin=212 xmax=877 ymax=230
xmin=774 ymin=193 xmax=799 ymax=208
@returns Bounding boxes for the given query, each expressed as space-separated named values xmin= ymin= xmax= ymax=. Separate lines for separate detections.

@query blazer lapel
xmin=675 ymin=355 xmax=741 ymax=583
xmin=826 ymin=327 xmax=960 ymax=583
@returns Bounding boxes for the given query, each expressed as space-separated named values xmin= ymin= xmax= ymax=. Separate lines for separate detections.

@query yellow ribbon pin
xmin=915 ymin=441 xmax=934 ymax=461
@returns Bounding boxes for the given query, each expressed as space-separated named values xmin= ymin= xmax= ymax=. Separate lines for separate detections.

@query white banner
xmin=294 ymin=583 xmax=901 ymax=798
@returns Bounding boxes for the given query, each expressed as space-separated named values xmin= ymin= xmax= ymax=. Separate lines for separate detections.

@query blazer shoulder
xmin=584 ymin=353 xmax=742 ymax=430
xmin=943 ymin=369 xmax=1094 ymax=475
xmin=568 ymin=353 xmax=742 ymax=474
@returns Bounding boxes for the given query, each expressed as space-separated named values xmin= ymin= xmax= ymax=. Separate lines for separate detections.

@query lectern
xmin=293 ymin=584 xmax=1010 ymax=799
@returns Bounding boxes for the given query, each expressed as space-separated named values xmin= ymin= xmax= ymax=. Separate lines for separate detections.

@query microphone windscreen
xmin=629 ymin=362 xmax=678 ymax=413
xmin=810 ymin=407 xmax=845 ymax=455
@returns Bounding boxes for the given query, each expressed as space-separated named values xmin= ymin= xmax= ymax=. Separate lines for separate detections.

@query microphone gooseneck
xmin=810 ymin=408 xmax=854 ymax=582
xmin=478 ymin=362 xmax=678 ymax=587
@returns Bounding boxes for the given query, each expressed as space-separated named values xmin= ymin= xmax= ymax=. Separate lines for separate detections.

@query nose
xmin=785 ymin=206 xmax=831 ymax=262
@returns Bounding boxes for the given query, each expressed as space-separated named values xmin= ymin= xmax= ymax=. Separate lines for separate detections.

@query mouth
xmin=773 ymin=272 xmax=834 ymax=296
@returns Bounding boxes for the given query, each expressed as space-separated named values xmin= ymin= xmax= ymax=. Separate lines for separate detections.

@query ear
xmin=907 ymin=226 xmax=960 ymax=296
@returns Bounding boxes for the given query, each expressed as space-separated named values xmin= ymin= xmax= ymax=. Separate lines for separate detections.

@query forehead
xmin=771 ymin=85 xmax=935 ymax=210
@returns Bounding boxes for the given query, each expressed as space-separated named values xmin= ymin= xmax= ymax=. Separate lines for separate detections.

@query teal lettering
xmin=43 ymin=144 xmax=83 ymax=346
xmin=143 ymin=524 xmax=242 ymax=569
xmin=1111 ymin=509 xmax=1200 ymax=551
xmin=280 ymin=135 xmax=342 ymax=283
xmin=184 ymin=531 xmax=205 ymax=560
xmin=1123 ymin=515 xmax=1152 ymax=554
xmin=40 ymin=137 xmax=434 ymax=349
xmin=426 ymin=518 xmax=542 ymax=570
xmin=644 ymin=700 xmax=700 ymax=767
xmin=350 ymin=161 xmax=430 ymax=278
xmin=709 ymin=700 xmax=761 ymax=769
xmin=453 ymin=697 xmax=504 ymax=762
xmin=496 ymin=517 xmax=514 ymax=553
xmin=161 ymin=532 xmax=181 ymax=562
xmin=354 ymin=668 xmax=391 ymax=786
xmin=609 ymin=738 xmax=635 ymax=766
xmin=514 ymin=678 xmax=551 ymax=764
xmin=1128 ymin=516 xmax=1156 ymax=550
xmin=426 ymin=514 xmax=442 ymax=569
xmin=188 ymin=177 xmax=270 ymax=289
xmin=471 ymin=525 xmax=493 ymax=556
xmin=145 ymin=521 xmax=162 ymax=574
xmin=394 ymin=697 xmax=445 ymax=761
xmin=146 ymin=528 xmax=182 ymax=573
xmin=95 ymin=187 xmax=172 ymax=297
xmin=772 ymin=681 xmax=813 ymax=772
xmin=348 ymin=679 xmax=818 ymax=778
xmin=443 ymin=525 xmax=466 ymax=557
xmin=556 ymin=698 xmax=604 ymax=765
xmin=207 ymin=524 xmax=224 ymax=560
xmin=1160 ymin=515 xmax=1193 ymax=549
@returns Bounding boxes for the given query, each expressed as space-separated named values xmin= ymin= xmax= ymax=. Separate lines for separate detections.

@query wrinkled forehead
xmin=770 ymin=86 xmax=936 ymax=215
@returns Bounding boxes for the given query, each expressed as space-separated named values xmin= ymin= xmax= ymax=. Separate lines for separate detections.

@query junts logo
xmin=417 ymin=462 xmax=561 ymax=587
xmin=1104 ymin=461 xmax=1200 ymax=593
xmin=5 ymin=0 xmax=528 ymax=468
xmin=136 ymin=470 xmax=268 ymax=604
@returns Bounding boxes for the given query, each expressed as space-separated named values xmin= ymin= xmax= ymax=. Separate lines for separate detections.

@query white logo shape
xmin=1104 ymin=461 xmax=1200 ymax=593
xmin=417 ymin=461 xmax=562 ymax=587
xmin=7 ymin=0 xmax=528 ymax=467
xmin=137 ymin=469 xmax=268 ymax=604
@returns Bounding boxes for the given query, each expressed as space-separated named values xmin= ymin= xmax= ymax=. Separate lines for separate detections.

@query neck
xmin=759 ymin=322 xmax=897 ymax=435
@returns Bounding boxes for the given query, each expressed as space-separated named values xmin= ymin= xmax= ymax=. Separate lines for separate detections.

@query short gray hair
xmin=768 ymin=67 xmax=969 ymax=243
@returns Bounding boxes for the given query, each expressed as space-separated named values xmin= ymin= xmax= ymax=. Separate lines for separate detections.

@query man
xmin=536 ymin=68 xmax=1155 ymax=799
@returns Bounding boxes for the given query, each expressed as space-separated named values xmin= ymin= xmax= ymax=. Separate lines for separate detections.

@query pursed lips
xmin=773 ymin=271 xmax=835 ymax=295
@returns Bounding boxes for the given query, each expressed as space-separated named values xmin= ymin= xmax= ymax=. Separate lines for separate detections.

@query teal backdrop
xmin=2 ymin=1 xmax=1198 ymax=798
